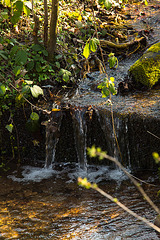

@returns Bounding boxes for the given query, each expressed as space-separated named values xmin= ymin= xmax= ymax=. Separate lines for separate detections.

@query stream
xmin=0 ymin=2 xmax=160 ymax=239
xmin=0 ymin=164 xmax=160 ymax=239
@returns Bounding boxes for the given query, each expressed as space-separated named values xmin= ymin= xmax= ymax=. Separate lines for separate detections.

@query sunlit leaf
xmin=59 ymin=69 xmax=71 ymax=82
xmin=144 ymin=0 xmax=148 ymax=6
xmin=23 ymin=4 xmax=30 ymax=16
xmin=78 ymin=14 xmax=82 ymax=21
xmin=30 ymin=112 xmax=39 ymax=121
xmin=83 ymin=42 xmax=90 ymax=59
xmin=102 ymin=87 xmax=110 ymax=98
xmin=5 ymin=124 xmax=13 ymax=133
xmin=104 ymin=0 xmax=112 ymax=10
xmin=152 ymin=152 xmax=160 ymax=164
xmin=25 ymin=80 xmax=33 ymax=85
xmin=89 ymin=39 xmax=97 ymax=52
xmin=0 ymin=84 xmax=6 ymax=96
xmin=108 ymin=54 xmax=118 ymax=68
xmin=52 ymin=108 xmax=61 ymax=111
xmin=4 ymin=0 xmax=11 ymax=7
xmin=13 ymin=66 xmax=21 ymax=76
xmin=109 ymin=84 xmax=117 ymax=95
xmin=30 ymin=85 xmax=43 ymax=98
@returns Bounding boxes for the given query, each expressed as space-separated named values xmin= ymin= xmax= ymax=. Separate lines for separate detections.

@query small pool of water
xmin=0 ymin=163 xmax=160 ymax=239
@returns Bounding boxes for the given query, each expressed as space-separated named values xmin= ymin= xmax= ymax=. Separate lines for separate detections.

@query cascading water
xmin=44 ymin=109 xmax=62 ymax=168
xmin=71 ymin=107 xmax=87 ymax=170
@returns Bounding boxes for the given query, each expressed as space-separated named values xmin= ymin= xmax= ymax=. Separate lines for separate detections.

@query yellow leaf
xmin=110 ymin=213 xmax=119 ymax=219
xmin=32 ymin=140 xmax=40 ymax=146
xmin=52 ymin=108 xmax=61 ymax=111
xmin=78 ymin=15 xmax=82 ymax=21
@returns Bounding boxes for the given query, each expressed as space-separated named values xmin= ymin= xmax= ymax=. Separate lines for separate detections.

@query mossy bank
xmin=129 ymin=42 xmax=160 ymax=88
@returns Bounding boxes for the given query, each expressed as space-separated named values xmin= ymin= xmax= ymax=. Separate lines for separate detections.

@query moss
xmin=129 ymin=42 xmax=160 ymax=88
xmin=147 ymin=42 xmax=160 ymax=53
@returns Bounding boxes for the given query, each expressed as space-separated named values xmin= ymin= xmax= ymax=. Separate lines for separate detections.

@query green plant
xmin=1 ymin=0 xmax=30 ymax=25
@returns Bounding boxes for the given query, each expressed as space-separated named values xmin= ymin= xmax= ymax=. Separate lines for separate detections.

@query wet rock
xmin=129 ymin=42 xmax=160 ymax=88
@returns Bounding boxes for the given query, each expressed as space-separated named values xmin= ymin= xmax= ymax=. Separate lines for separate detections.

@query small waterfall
xmin=44 ymin=110 xmax=62 ymax=168
xmin=95 ymin=109 xmax=115 ymax=158
xmin=71 ymin=107 xmax=87 ymax=170
xmin=95 ymin=109 xmax=131 ymax=167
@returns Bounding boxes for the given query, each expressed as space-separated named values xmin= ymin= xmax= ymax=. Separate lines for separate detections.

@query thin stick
xmin=96 ymin=151 xmax=160 ymax=215
xmin=94 ymin=186 xmax=160 ymax=233
xmin=147 ymin=131 xmax=160 ymax=140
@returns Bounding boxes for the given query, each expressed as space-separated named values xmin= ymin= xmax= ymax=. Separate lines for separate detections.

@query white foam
xmin=67 ymin=165 xmax=129 ymax=183
xmin=8 ymin=166 xmax=55 ymax=183
xmin=8 ymin=163 xmax=130 ymax=184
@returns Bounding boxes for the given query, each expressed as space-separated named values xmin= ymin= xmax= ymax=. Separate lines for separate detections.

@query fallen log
xmin=100 ymin=36 xmax=146 ymax=52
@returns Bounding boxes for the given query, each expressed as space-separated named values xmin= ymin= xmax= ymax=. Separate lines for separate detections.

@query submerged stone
xmin=129 ymin=42 xmax=160 ymax=88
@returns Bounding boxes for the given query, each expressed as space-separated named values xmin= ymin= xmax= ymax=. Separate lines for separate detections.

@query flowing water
xmin=1 ymin=54 xmax=159 ymax=239
xmin=1 ymin=163 xmax=160 ymax=240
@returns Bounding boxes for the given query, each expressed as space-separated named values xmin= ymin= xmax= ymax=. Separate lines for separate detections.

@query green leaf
xmin=109 ymin=84 xmax=117 ymax=95
xmin=97 ymin=82 xmax=106 ymax=89
xmin=15 ymin=50 xmax=28 ymax=65
xmin=59 ymin=69 xmax=71 ymax=82
xmin=55 ymin=54 xmax=63 ymax=60
xmin=21 ymin=85 xmax=30 ymax=93
xmin=83 ymin=42 xmax=90 ymax=59
xmin=55 ymin=62 xmax=61 ymax=68
xmin=0 ymin=84 xmax=6 ymax=96
xmin=1 ymin=10 xmax=9 ymax=19
xmin=104 ymin=0 xmax=112 ymax=10
xmin=0 ymin=51 xmax=8 ymax=60
xmin=30 ymin=112 xmax=39 ymax=121
xmin=10 ymin=45 xmax=18 ymax=57
xmin=13 ymin=66 xmax=21 ymax=76
xmin=30 ymin=85 xmax=43 ymax=98
xmin=108 ymin=53 xmax=118 ymax=68
xmin=11 ymin=12 xmax=21 ymax=24
xmin=32 ymin=44 xmax=44 ymax=52
xmin=36 ymin=62 xmax=42 ymax=72
xmin=89 ymin=38 xmax=99 ymax=52
xmin=42 ymin=49 xmax=48 ymax=56
xmin=23 ymin=4 xmax=30 ymax=16
xmin=14 ymin=1 xmax=23 ymax=11
xmin=102 ymin=87 xmax=110 ymax=98
xmin=5 ymin=124 xmax=13 ymax=133
xmin=26 ymin=61 xmax=34 ymax=71
xmin=89 ymin=40 xmax=97 ymax=52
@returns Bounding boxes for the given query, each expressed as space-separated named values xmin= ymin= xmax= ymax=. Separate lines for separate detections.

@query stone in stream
xmin=129 ymin=42 xmax=160 ymax=88
xmin=118 ymin=42 xmax=160 ymax=94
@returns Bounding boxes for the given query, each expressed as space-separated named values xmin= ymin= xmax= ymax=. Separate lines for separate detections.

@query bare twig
xmin=94 ymin=185 xmax=160 ymax=233
xmin=147 ymin=131 xmax=160 ymax=140
xmin=96 ymin=151 xmax=160 ymax=215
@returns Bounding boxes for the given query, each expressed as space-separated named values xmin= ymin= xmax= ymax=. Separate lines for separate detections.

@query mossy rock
xmin=129 ymin=42 xmax=160 ymax=88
